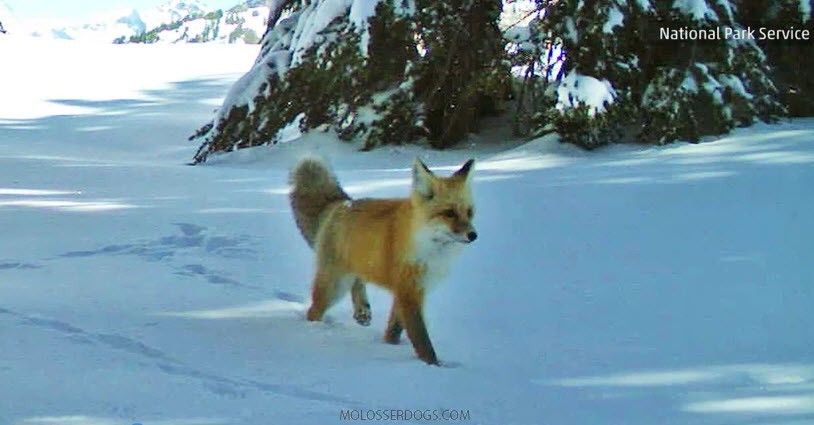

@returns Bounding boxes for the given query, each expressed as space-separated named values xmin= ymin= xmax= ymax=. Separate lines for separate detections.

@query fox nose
xmin=467 ymin=231 xmax=478 ymax=242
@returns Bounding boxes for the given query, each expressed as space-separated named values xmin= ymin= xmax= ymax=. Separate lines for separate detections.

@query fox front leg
xmin=395 ymin=294 xmax=438 ymax=365
xmin=383 ymin=300 xmax=403 ymax=344
xmin=350 ymin=278 xmax=371 ymax=326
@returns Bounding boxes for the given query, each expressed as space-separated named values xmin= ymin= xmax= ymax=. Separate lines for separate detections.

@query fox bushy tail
xmin=289 ymin=158 xmax=350 ymax=248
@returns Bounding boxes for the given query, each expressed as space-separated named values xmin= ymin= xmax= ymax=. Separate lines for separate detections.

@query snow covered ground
xmin=1 ymin=40 xmax=812 ymax=425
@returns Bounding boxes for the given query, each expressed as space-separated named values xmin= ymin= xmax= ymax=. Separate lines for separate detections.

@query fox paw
xmin=353 ymin=303 xmax=371 ymax=326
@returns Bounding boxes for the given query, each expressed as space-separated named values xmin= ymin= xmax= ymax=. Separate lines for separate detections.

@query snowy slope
xmin=1 ymin=40 xmax=813 ymax=425
xmin=124 ymin=1 xmax=269 ymax=45
xmin=0 ymin=1 xmax=14 ymax=33
xmin=136 ymin=4 xmax=269 ymax=45
xmin=10 ymin=8 xmax=153 ymax=42
xmin=6 ymin=0 xmax=267 ymax=44
xmin=140 ymin=0 xmax=209 ymax=29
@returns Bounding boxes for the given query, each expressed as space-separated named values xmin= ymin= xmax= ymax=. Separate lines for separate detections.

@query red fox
xmin=289 ymin=158 xmax=477 ymax=365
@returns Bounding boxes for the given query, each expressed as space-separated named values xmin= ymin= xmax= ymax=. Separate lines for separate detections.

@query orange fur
xmin=290 ymin=158 xmax=477 ymax=365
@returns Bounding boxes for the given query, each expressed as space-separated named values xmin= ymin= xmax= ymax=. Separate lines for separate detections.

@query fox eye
xmin=441 ymin=208 xmax=456 ymax=218
xmin=467 ymin=207 xmax=473 ymax=218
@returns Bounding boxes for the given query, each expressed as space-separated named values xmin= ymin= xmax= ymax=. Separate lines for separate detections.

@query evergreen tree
xmin=737 ymin=0 xmax=814 ymax=116
xmin=652 ymin=1 xmax=782 ymax=141
xmin=191 ymin=0 xmax=508 ymax=163
xmin=518 ymin=0 xmax=648 ymax=148
xmin=409 ymin=0 xmax=509 ymax=148
xmin=516 ymin=0 xmax=784 ymax=148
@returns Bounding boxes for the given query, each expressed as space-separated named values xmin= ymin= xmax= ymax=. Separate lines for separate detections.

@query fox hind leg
xmin=350 ymin=278 xmax=371 ymax=326
xmin=306 ymin=268 xmax=353 ymax=322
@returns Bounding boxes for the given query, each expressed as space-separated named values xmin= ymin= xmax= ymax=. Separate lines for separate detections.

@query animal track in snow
xmin=0 ymin=261 xmax=42 ymax=271
xmin=59 ymin=223 xmax=257 ymax=262
xmin=57 ymin=223 xmax=260 ymax=288
xmin=0 ymin=306 xmax=354 ymax=404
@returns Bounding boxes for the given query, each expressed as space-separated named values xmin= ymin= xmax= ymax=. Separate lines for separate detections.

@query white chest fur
xmin=410 ymin=225 xmax=464 ymax=291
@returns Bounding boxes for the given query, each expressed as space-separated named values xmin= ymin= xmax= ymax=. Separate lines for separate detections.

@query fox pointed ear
xmin=453 ymin=159 xmax=475 ymax=181
xmin=412 ymin=158 xmax=434 ymax=199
